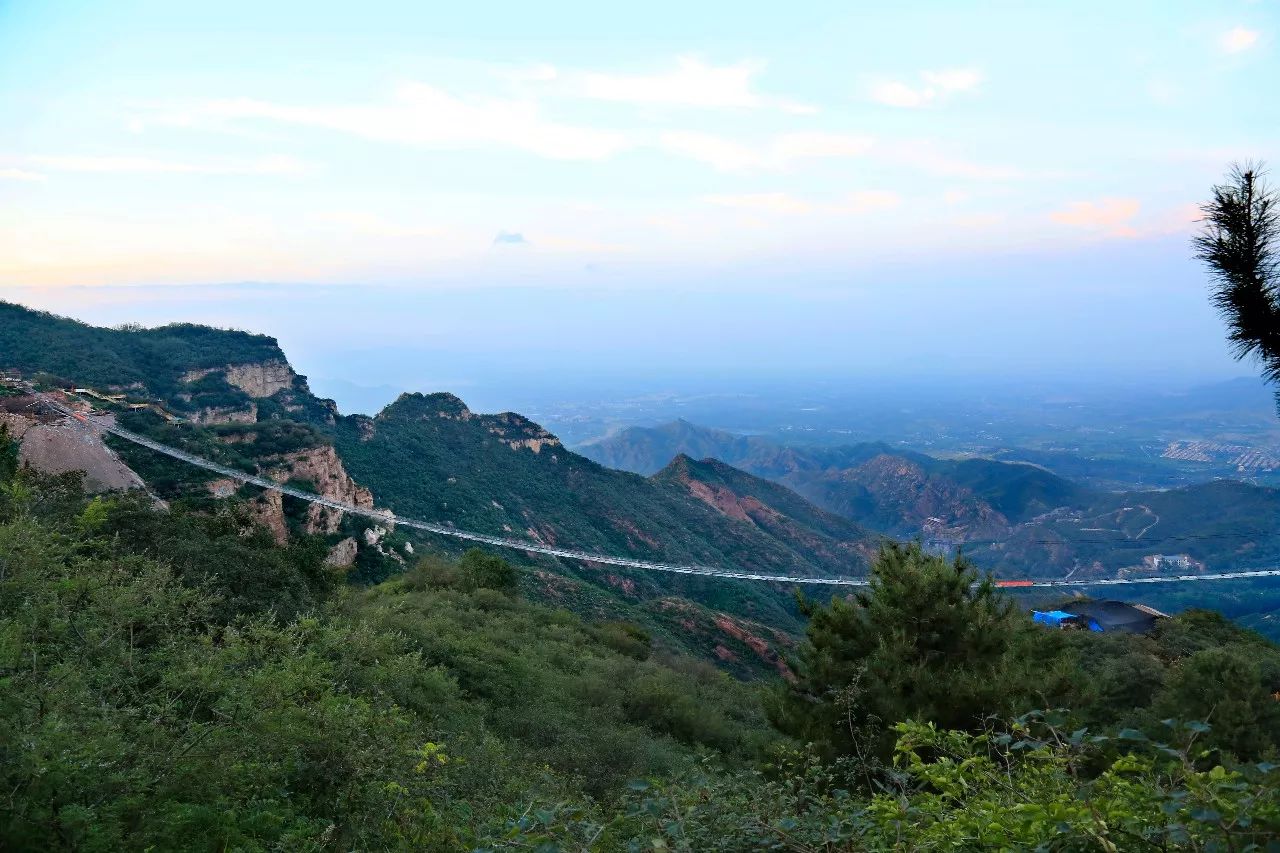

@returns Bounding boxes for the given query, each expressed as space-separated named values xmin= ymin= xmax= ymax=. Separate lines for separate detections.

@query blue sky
xmin=1 ymin=0 xmax=1277 ymax=395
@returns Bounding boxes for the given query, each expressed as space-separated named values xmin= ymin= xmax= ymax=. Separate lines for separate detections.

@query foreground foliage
xmin=3 ymin=440 xmax=1280 ymax=849
xmin=0 ymin=460 xmax=769 ymax=850
xmin=498 ymin=716 xmax=1280 ymax=851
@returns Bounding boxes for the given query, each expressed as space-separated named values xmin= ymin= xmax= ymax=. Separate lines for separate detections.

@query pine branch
xmin=1194 ymin=163 xmax=1280 ymax=401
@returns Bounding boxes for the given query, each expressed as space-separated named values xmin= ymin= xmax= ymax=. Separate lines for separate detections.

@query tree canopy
xmin=772 ymin=543 xmax=1026 ymax=762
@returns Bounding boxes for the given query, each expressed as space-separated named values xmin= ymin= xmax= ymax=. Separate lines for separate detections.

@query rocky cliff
xmin=181 ymin=359 xmax=297 ymax=399
xmin=187 ymin=403 xmax=258 ymax=425
xmin=232 ymin=443 xmax=375 ymax=543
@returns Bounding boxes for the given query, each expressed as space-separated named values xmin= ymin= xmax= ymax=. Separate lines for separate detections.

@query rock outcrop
xmin=206 ymin=478 xmax=238 ymax=499
xmin=187 ymin=403 xmax=258 ymax=425
xmin=182 ymin=360 xmax=297 ymax=399
xmin=324 ymin=537 xmax=359 ymax=567
xmin=250 ymin=490 xmax=290 ymax=544
xmin=362 ymin=524 xmax=406 ymax=562
xmin=247 ymin=444 xmax=375 ymax=543
xmin=487 ymin=412 xmax=562 ymax=454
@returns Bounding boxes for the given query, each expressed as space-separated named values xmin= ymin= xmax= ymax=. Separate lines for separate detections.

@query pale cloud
xmin=867 ymin=67 xmax=984 ymax=108
xmin=661 ymin=130 xmax=872 ymax=171
xmin=1220 ymin=26 xmax=1259 ymax=54
xmin=921 ymin=68 xmax=984 ymax=91
xmin=942 ymin=189 xmax=969 ymax=205
xmin=0 ymin=168 xmax=46 ymax=181
xmin=316 ymin=211 xmax=447 ymax=239
xmin=703 ymin=189 xmax=899 ymax=216
xmin=1147 ymin=202 xmax=1203 ymax=236
xmin=1049 ymin=198 xmax=1141 ymax=237
xmin=579 ymin=56 xmax=814 ymax=113
xmin=704 ymin=192 xmax=813 ymax=214
xmin=29 ymin=154 xmax=309 ymax=175
xmin=884 ymin=141 xmax=1021 ymax=180
xmin=493 ymin=230 xmax=529 ymax=246
xmin=837 ymin=190 xmax=901 ymax=213
xmin=154 ymin=82 xmax=632 ymax=161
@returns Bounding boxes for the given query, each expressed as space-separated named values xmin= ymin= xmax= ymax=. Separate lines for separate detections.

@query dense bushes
xmin=0 ymin=457 xmax=775 ymax=849
xmin=496 ymin=716 xmax=1280 ymax=850
xmin=4 ymin=430 xmax=1280 ymax=849
xmin=771 ymin=543 xmax=1280 ymax=772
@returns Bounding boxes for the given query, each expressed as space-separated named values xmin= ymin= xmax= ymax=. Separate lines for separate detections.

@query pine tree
xmin=771 ymin=542 xmax=1023 ymax=762
xmin=1195 ymin=162 xmax=1280 ymax=408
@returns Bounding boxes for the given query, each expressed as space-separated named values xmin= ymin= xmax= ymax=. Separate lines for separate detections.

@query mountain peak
xmin=381 ymin=391 xmax=473 ymax=420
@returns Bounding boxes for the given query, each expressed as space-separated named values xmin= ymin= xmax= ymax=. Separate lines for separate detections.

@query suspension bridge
xmin=23 ymin=385 xmax=1280 ymax=590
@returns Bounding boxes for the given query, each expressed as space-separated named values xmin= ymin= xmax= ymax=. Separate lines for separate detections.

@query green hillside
xmin=969 ymin=479 xmax=1280 ymax=577
xmin=0 ymin=304 xmax=874 ymax=669
xmin=328 ymin=393 xmax=873 ymax=629
xmin=4 ymin=451 xmax=1278 ymax=850
xmin=942 ymin=456 xmax=1086 ymax=521
xmin=0 ymin=301 xmax=284 ymax=395
xmin=582 ymin=420 xmax=1280 ymax=580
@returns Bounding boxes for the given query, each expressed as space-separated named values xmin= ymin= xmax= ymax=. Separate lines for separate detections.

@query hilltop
xmin=325 ymin=391 xmax=877 ymax=641
xmin=580 ymin=420 xmax=1088 ymax=536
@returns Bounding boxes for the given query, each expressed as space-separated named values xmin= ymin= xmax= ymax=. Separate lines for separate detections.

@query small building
xmin=1142 ymin=554 xmax=1202 ymax=572
xmin=1058 ymin=599 xmax=1168 ymax=634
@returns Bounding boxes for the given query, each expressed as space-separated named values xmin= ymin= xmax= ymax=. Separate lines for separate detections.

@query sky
xmin=2 ymin=0 xmax=1278 ymax=406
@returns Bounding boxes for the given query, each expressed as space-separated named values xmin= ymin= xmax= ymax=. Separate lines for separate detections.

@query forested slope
xmin=0 ymin=301 xmax=284 ymax=395
xmin=3 ymin=446 xmax=1277 ymax=850
xmin=328 ymin=392 xmax=874 ymax=629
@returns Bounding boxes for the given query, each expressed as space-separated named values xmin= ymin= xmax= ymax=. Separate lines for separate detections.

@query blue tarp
xmin=1033 ymin=610 xmax=1079 ymax=627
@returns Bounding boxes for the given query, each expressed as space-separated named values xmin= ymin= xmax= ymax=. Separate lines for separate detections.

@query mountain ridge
xmin=0 ymin=301 xmax=874 ymax=669
xmin=580 ymin=418 xmax=1280 ymax=579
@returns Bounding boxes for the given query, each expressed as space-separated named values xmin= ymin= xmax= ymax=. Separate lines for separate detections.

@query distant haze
xmin=4 ymin=1 xmax=1276 ymax=407
xmin=0 ymin=231 xmax=1255 ymax=416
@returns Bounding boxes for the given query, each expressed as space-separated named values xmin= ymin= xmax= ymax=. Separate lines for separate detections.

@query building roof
xmin=1060 ymin=599 xmax=1166 ymax=634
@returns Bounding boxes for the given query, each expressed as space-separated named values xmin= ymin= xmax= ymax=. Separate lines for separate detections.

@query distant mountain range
xmin=578 ymin=419 xmax=1280 ymax=578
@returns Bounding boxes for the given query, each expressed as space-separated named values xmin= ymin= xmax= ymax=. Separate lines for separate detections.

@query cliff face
xmin=656 ymin=454 xmax=875 ymax=569
xmin=182 ymin=359 xmax=297 ymax=399
xmin=187 ymin=403 xmax=258 ymax=425
xmin=245 ymin=443 xmax=374 ymax=543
